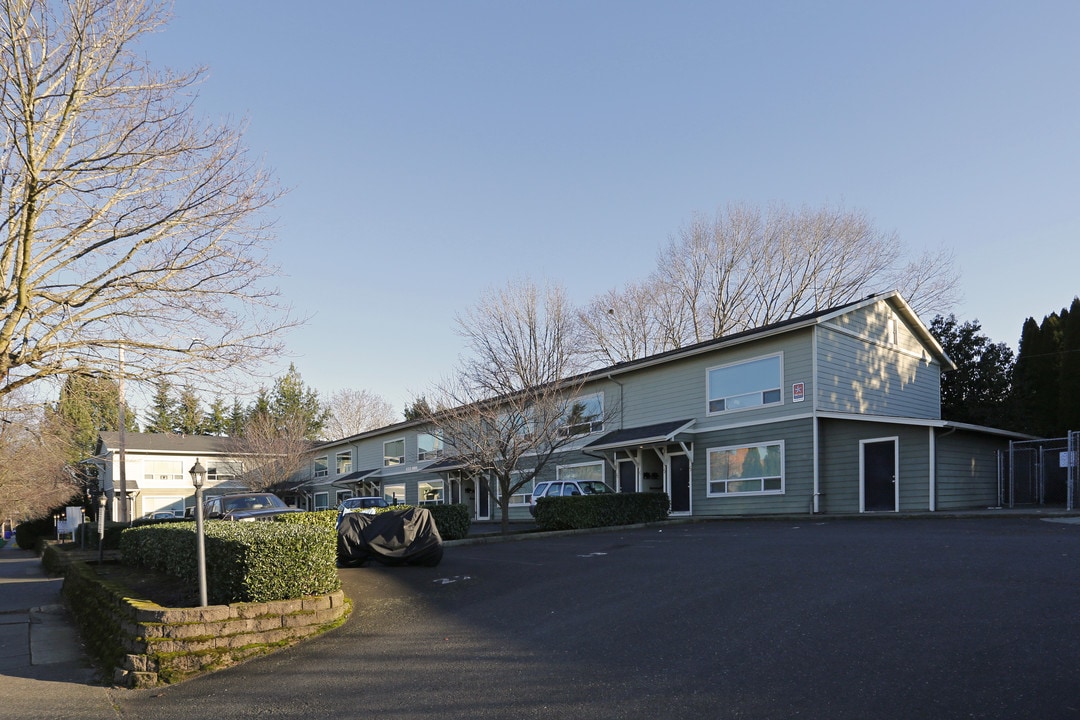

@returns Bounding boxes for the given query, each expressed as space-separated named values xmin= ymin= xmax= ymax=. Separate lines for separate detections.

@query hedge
xmin=119 ymin=521 xmax=340 ymax=604
xmin=534 ymin=492 xmax=670 ymax=531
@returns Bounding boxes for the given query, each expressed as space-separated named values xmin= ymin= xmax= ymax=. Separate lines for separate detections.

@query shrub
xmin=370 ymin=503 xmax=470 ymax=540
xmin=15 ymin=517 xmax=54 ymax=551
xmin=275 ymin=509 xmax=338 ymax=530
xmin=534 ymin=492 xmax=670 ymax=531
xmin=119 ymin=521 xmax=340 ymax=604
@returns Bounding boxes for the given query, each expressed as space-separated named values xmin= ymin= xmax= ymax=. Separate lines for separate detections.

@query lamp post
xmin=189 ymin=458 xmax=208 ymax=607
xmin=97 ymin=493 xmax=107 ymax=565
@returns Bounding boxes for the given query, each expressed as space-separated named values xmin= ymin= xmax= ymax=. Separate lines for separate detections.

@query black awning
xmin=421 ymin=455 xmax=473 ymax=473
xmin=583 ymin=419 xmax=695 ymax=452
xmin=331 ymin=468 xmax=382 ymax=486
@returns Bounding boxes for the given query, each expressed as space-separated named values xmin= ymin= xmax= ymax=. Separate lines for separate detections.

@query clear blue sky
xmin=144 ymin=1 xmax=1079 ymax=415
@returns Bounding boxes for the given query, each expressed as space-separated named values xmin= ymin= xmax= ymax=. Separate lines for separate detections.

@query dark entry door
xmin=618 ymin=460 xmax=636 ymax=494
xmin=670 ymin=454 xmax=691 ymax=514
xmin=477 ymin=477 xmax=490 ymax=519
xmin=863 ymin=440 xmax=897 ymax=512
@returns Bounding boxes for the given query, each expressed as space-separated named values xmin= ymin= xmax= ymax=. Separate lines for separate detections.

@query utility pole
xmin=118 ymin=345 xmax=129 ymax=523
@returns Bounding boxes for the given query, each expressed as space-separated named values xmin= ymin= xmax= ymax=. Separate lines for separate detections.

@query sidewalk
xmin=0 ymin=541 xmax=117 ymax=720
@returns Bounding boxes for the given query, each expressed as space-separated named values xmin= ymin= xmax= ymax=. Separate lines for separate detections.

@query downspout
xmin=811 ymin=327 xmax=820 ymax=514
xmin=928 ymin=427 xmax=936 ymax=512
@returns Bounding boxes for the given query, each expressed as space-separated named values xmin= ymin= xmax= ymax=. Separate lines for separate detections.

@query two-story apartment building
xmin=302 ymin=292 xmax=1023 ymax=520
xmin=93 ymin=433 xmax=250 ymax=520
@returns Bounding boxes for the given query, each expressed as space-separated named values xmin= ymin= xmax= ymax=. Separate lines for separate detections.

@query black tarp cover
xmin=337 ymin=507 xmax=444 ymax=567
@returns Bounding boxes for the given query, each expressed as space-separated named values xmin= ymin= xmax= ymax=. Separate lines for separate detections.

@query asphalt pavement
xmin=5 ymin=514 xmax=1080 ymax=720
xmin=0 ymin=541 xmax=116 ymax=720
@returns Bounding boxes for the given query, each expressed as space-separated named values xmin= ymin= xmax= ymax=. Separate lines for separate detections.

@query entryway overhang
xmin=584 ymin=419 xmax=695 ymax=453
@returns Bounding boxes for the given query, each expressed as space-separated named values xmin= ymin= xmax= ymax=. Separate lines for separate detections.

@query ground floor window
xmin=707 ymin=441 xmax=784 ymax=496
xmin=496 ymin=473 xmax=533 ymax=506
xmin=383 ymin=483 xmax=406 ymax=505
xmin=557 ymin=461 xmax=605 ymax=484
xmin=314 ymin=492 xmax=329 ymax=511
xmin=336 ymin=490 xmax=350 ymax=505
xmin=419 ymin=480 xmax=445 ymax=505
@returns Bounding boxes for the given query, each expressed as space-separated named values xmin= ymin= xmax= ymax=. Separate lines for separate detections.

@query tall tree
xmin=0 ymin=0 xmax=293 ymax=410
xmin=423 ymin=279 xmax=606 ymax=533
xmin=174 ymin=387 xmax=204 ymax=435
xmin=929 ymin=315 xmax=1014 ymax=429
xmin=0 ymin=402 xmax=80 ymax=521
xmin=579 ymin=202 xmax=960 ymax=364
xmin=52 ymin=372 xmax=132 ymax=463
xmin=203 ymin=397 xmax=229 ymax=436
xmin=143 ymin=379 xmax=176 ymax=434
xmin=227 ymin=365 xmax=327 ymax=490
xmin=1060 ymin=298 xmax=1080 ymax=432
xmin=325 ymin=388 xmax=398 ymax=438
xmin=1013 ymin=308 xmax=1067 ymax=437
xmin=269 ymin=364 xmax=328 ymax=440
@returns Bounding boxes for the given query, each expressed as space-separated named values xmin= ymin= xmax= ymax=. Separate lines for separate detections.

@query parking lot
xmin=113 ymin=517 xmax=1080 ymax=719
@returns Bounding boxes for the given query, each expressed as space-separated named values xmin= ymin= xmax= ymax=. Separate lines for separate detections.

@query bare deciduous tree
xmin=0 ymin=0 xmax=293 ymax=409
xmin=324 ymin=388 xmax=398 ymax=439
xmin=580 ymin=202 xmax=960 ymax=363
xmin=227 ymin=412 xmax=314 ymax=493
xmin=0 ymin=405 xmax=80 ymax=522
xmin=423 ymin=280 xmax=606 ymax=533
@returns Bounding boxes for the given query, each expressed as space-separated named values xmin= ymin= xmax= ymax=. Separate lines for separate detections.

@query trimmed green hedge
xmin=275 ymin=509 xmax=338 ymax=530
xmin=534 ymin=492 xmax=670 ymax=531
xmin=119 ymin=521 xmax=340 ymax=604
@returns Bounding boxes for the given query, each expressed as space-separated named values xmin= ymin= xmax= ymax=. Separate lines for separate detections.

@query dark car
xmin=203 ymin=493 xmax=305 ymax=521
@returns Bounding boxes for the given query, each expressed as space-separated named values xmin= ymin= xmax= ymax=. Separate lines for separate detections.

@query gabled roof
xmin=319 ymin=290 xmax=952 ymax=447
xmin=96 ymin=432 xmax=235 ymax=456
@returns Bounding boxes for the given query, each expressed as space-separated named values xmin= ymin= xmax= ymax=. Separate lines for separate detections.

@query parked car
xmin=528 ymin=480 xmax=616 ymax=516
xmin=203 ymin=493 xmax=304 ymax=522
xmin=336 ymin=496 xmax=390 ymax=526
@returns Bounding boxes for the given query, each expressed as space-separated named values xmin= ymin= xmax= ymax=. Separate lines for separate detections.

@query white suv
xmin=336 ymin=496 xmax=390 ymax=525
xmin=529 ymin=480 xmax=615 ymax=516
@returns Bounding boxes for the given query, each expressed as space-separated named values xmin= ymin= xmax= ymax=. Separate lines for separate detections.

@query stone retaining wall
xmin=61 ymin=561 xmax=350 ymax=687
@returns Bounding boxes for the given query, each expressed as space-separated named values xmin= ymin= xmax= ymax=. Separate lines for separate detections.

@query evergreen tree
xmin=929 ymin=315 xmax=1015 ymax=429
xmin=1059 ymin=298 xmax=1080 ymax=432
xmin=1013 ymin=310 xmax=1066 ymax=436
xmin=404 ymin=396 xmax=433 ymax=422
xmin=227 ymin=398 xmax=247 ymax=436
xmin=204 ymin=397 xmax=230 ymax=436
xmin=144 ymin=379 xmax=177 ymax=434
xmin=268 ymin=364 xmax=328 ymax=440
xmin=53 ymin=373 xmax=134 ymax=462
xmin=175 ymin=387 xmax=204 ymax=435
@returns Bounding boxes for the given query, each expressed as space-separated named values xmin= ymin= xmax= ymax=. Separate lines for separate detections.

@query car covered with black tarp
xmin=337 ymin=507 xmax=444 ymax=567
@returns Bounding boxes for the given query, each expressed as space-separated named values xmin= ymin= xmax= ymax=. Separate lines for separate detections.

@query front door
xmin=618 ymin=460 xmax=637 ymax=494
xmin=862 ymin=439 xmax=898 ymax=512
xmin=476 ymin=476 xmax=490 ymax=520
xmin=669 ymin=454 xmax=691 ymax=514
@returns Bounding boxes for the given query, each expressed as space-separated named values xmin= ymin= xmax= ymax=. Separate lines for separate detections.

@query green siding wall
xmin=936 ymin=431 xmax=1004 ymax=510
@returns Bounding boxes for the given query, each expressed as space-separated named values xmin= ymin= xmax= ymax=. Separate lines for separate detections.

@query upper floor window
xmin=314 ymin=456 xmax=328 ymax=478
xmin=561 ymin=393 xmax=604 ymax=436
xmin=336 ymin=451 xmax=352 ymax=475
xmin=143 ymin=460 xmax=183 ymax=481
xmin=384 ymin=438 xmax=405 ymax=467
xmin=417 ymin=433 xmax=443 ymax=461
xmin=707 ymin=354 xmax=782 ymax=414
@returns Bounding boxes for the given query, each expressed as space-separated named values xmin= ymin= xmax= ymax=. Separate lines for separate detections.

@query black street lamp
xmin=189 ymin=458 xmax=208 ymax=607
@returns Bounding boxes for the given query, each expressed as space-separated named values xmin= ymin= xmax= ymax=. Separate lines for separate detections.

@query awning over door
xmin=584 ymin=419 xmax=695 ymax=452
xmin=332 ymin=468 xmax=382 ymax=487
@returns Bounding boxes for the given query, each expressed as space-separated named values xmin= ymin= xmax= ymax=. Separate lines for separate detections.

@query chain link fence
xmin=999 ymin=433 xmax=1079 ymax=509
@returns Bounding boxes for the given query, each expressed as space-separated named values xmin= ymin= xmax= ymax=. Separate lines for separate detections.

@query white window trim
xmin=560 ymin=392 xmax=605 ymax=436
xmin=706 ymin=353 xmax=784 ymax=417
xmin=313 ymin=455 xmax=329 ymax=478
xmin=706 ymin=440 xmax=785 ymax=497
xmin=417 ymin=432 xmax=444 ymax=462
xmin=383 ymin=437 xmax=406 ymax=467
xmin=418 ymin=479 xmax=445 ymax=506
xmin=556 ymin=460 xmax=606 ymax=483
xmin=335 ymin=450 xmax=353 ymax=475
xmin=383 ymin=483 xmax=406 ymax=505
xmin=314 ymin=491 xmax=330 ymax=511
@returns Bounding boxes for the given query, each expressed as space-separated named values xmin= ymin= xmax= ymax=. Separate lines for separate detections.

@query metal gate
xmin=1001 ymin=433 xmax=1079 ymax=509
